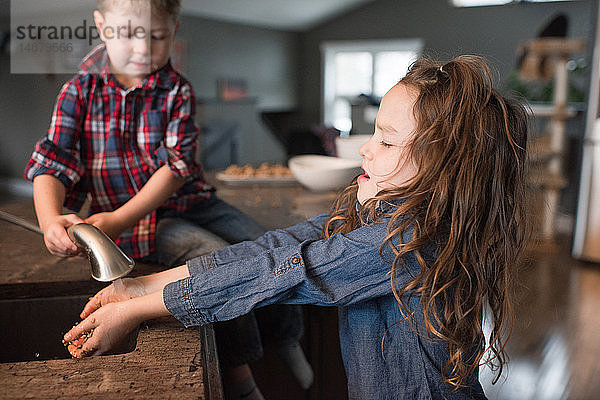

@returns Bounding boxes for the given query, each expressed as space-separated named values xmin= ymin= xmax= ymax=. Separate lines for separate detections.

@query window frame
xmin=320 ymin=38 xmax=424 ymax=132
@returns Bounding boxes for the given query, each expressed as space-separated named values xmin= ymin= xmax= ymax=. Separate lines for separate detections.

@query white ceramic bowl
xmin=288 ymin=155 xmax=362 ymax=192
xmin=335 ymin=134 xmax=371 ymax=160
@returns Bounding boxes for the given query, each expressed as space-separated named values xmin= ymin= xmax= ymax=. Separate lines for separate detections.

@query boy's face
xmin=93 ymin=3 xmax=177 ymax=87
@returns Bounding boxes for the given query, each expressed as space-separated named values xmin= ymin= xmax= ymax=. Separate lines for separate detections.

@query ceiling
xmin=5 ymin=0 xmax=375 ymax=31
xmin=180 ymin=0 xmax=375 ymax=31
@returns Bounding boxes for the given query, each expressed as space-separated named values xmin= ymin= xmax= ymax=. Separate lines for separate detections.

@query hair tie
xmin=437 ymin=64 xmax=449 ymax=81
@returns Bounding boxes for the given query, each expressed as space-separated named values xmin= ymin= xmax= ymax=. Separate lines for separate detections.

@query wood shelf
xmin=524 ymin=38 xmax=585 ymax=56
xmin=528 ymin=103 xmax=578 ymax=119
xmin=527 ymin=170 xmax=568 ymax=191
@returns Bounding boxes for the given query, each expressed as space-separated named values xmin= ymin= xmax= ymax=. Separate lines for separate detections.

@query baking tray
xmin=216 ymin=172 xmax=298 ymax=185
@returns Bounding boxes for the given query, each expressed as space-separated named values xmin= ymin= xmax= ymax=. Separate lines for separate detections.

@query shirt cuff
xmin=163 ymin=277 xmax=207 ymax=327
xmin=157 ymin=146 xmax=200 ymax=178
xmin=163 ymin=254 xmax=216 ymax=327
xmin=25 ymin=148 xmax=81 ymax=188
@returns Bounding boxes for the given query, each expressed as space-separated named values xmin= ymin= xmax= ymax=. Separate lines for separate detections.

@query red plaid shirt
xmin=25 ymin=44 xmax=214 ymax=258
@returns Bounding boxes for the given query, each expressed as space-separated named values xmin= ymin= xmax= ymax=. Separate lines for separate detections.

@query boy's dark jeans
xmin=142 ymin=195 xmax=303 ymax=368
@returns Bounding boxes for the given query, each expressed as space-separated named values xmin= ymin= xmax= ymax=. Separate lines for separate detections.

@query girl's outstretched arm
xmin=163 ymin=217 xmax=423 ymax=328
xmin=80 ymin=264 xmax=190 ymax=319
xmin=69 ymin=215 xmax=328 ymax=358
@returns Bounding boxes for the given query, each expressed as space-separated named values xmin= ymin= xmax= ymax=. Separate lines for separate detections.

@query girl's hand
xmin=84 ymin=211 xmax=127 ymax=241
xmin=42 ymin=214 xmax=85 ymax=257
xmin=80 ymin=278 xmax=146 ymax=319
xmin=64 ymin=301 xmax=141 ymax=358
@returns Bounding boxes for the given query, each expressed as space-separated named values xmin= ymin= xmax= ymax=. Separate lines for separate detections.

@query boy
xmin=24 ymin=1 xmax=312 ymax=398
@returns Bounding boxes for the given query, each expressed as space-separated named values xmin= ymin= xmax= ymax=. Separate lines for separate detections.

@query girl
xmin=65 ymin=55 xmax=529 ymax=399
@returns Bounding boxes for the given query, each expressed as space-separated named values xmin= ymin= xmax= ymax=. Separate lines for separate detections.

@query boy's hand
xmin=80 ymin=278 xmax=146 ymax=319
xmin=64 ymin=301 xmax=141 ymax=358
xmin=42 ymin=214 xmax=85 ymax=257
xmin=85 ymin=212 xmax=127 ymax=241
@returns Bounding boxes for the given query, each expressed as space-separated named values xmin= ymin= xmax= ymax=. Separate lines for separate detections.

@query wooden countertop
xmin=0 ymin=317 xmax=221 ymax=400
xmin=211 ymin=179 xmax=336 ymax=231
xmin=0 ymin=179 xmax=335 ymax=399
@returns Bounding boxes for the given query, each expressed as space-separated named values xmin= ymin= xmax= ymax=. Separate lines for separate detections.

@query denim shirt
xmin=163 ymin=202 xmax=487 ymax=399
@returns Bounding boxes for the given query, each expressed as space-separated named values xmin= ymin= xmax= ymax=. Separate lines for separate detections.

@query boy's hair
xmin=97 ymin=0 xmax=181 ymax=21
xmin=324 ymin=55 xmax=530 ymax=389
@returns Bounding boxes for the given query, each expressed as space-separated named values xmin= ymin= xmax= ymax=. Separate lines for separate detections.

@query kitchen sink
xmin=0 ymin=283 xmax=138 ymax=363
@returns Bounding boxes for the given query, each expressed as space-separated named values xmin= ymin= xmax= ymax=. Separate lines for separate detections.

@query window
xmin=321 ymin=39 xmax=423 ymax=133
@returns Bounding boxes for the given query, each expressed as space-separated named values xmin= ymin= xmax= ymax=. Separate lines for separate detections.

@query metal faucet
xmin=67 ymin=223 xmax=135 ymax=282
xmin=0 ymin=211 xmax=133 ymax=282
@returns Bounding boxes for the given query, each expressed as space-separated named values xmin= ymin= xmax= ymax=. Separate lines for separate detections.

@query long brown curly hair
xmin=323 ymin=55 xmax=530 ymax=389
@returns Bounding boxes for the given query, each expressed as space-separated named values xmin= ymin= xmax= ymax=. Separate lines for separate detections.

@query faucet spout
xmin=67 ymin=223 xmax=135 ymax=282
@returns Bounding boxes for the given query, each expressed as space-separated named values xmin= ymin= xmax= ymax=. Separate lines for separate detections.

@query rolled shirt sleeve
xmin=158 ymin=83 xmax=200 ymax=178
xmin=24 ymin=79 xmax=85 ymax=187
xmin=163 ymin=215 xmax=417 ymax=328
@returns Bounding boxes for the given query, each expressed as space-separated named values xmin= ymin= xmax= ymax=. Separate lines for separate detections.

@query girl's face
xmin=357 ymin=83 xmax=418 ymax=205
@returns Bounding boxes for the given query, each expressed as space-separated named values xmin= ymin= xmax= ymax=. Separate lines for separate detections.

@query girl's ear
xmin=93 ymin=10 xmax=107 ymax=42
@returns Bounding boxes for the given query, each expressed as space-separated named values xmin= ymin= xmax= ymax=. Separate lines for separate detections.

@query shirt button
xmin=291 ymin=255 xmax=301 ymax=265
